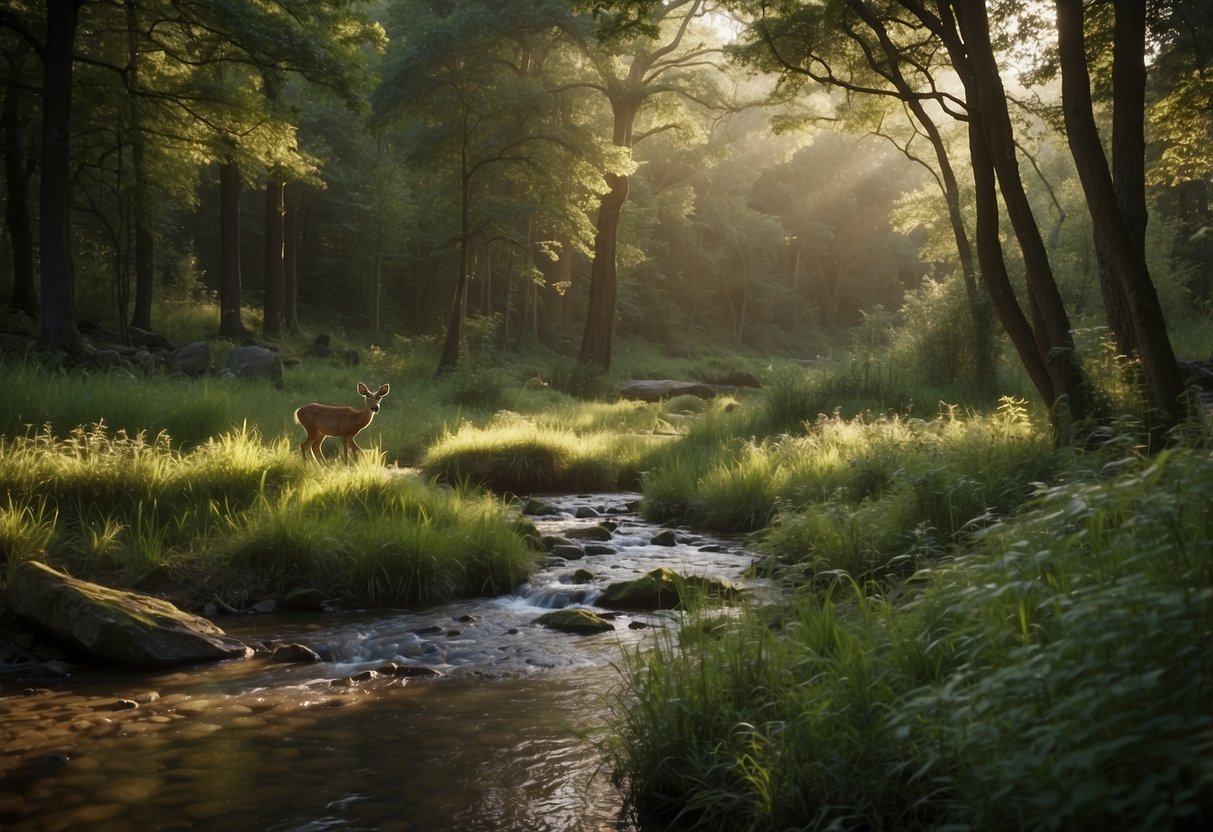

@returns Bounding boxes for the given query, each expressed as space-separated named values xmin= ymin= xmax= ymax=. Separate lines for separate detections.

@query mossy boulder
xmin=650 ymin=529 xmax=678 ymax=546
xmin=565 ymin=524 xmax=613 ymax=542
xmin=598 ymin=567 xmax=739 ymax=611
xmin=7 ymin=561 xmax=251 ymax=668
xmin=534 ymin=609 xmax=615 ymax=635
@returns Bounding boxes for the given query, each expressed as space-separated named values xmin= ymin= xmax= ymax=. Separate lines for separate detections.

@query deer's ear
xmin=377 ymin=384 xmax=390 ymax=397
xmin=357 ymin=382 xmax=370 ymax=395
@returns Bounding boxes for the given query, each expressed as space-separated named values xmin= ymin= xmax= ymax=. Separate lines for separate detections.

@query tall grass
xmin=612 ymin=443 xmax=1213 ymax=831
xmin=421 ymin=409 xmax=673 ymax=494
xmin=642 ymin=390 xmax=1054 ymax=587
xmin=0 ymin=423 xmax=536 ymax=608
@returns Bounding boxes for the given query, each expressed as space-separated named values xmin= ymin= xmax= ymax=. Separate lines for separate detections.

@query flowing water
xmin=0 ymin=494 xmax=762 ymax=831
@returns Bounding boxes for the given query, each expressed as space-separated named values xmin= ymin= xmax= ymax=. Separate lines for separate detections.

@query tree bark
xmin=39 ymin=0 xmax=85 ymax=349
xmin=967 ymin=109 xmax=1056 ymax=405
xmin=3 ymin=72 xmax=37 ymax=317
xmin=1055 ymin=0 xmax=1188 ymax=426
xmin=437 ymin=165 xmax=472 ymax=374
xmin=948 ymin=1 xmax=1094 ymax=424
xmin=579 ymin=169 xmax=628 ymax=369
xmin=262 ymin=176 xmax=285 ymax=337
xmin=580 ymin=91 xmax=638 ymax=371
xmin=218 ymin=161 xmax=247 ymax=338
xmin=126 ymin=0 xmax=154 ymax=332
xmin=283 ymin=184 xmax=299 ymax=334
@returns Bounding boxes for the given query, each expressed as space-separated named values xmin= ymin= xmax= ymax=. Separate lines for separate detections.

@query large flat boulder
xmin=6 ymin=561 xmax=251 ymax=668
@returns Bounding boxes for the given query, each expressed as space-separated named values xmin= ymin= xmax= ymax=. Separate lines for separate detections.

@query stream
xmin=0 ymin=493 xmax=763 ymax=831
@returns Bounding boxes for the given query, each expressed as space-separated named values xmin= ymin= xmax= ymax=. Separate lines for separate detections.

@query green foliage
xmin=614 ymin=443 xmax=1213 ymax=831
xmin=892 ymin=276 xmax=982 ymax=387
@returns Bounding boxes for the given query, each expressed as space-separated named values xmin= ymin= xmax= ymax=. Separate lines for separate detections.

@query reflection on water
xmin=1 ymin=670 xmax=630 ymax=831
xmin=1 ymin=494 xmax=761 ymax=831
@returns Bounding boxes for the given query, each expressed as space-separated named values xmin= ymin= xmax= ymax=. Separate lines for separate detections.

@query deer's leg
xmin=312 ymin=435 xmax=327 ymax=463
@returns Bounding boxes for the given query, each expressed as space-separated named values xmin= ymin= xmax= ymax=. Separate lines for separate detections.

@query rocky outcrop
xmin=598 ymin=567 xmax=739 ymax=611
xmin=6 ymin=561 xmax=251 ymax=668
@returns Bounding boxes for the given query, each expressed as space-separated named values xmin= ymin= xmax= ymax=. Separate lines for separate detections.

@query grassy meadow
xmin=1 ymin=297 xmax=1210 ymax=830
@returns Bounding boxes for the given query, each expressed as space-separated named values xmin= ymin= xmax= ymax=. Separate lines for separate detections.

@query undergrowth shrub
xmin=445 ymin=362 xmax=507 ymax=409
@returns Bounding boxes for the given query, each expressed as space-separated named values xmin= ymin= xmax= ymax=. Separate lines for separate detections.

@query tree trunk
xmin=968 ymin=109 xmax=1056 ymax=406
xmin=262 ymin=176 xmax=285 ymax=337
xmin=579 ymin=171 xmax=627 ymax=369
xmin=1055 ymin=0 xmax=1188 ymax=426
xmin=218 ymin=161 xmax=247 ymax=338
xmin=437 ymin=170 xmax=472 ymax=374
xmin=126 ymin=0 xmax=154 ymax=332
xmin=3 ymin=74 xmax=37 ymax=316
xmin=580 ymin=90 xmax=639 ymax=371
xmin=39 ymin=0 xmax=84 ymax=349
xmin=952 ymin=1 xmax=1093 ymax=425
xmin=283 ymin=185 xmax=299 ymax=334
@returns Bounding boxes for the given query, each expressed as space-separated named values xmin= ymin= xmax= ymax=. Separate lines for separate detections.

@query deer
xmin=294 ymin=382 xmax=390 ymax=463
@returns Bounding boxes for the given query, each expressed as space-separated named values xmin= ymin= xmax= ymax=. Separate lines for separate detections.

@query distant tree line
xmin=2 ymin=1 xmax=1211 ymax=435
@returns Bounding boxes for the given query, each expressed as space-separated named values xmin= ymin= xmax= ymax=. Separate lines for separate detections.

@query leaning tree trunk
xmin=1055 ymin=0 xmax=1188 ymax=427
xmin=39 ymin=0 xmax=85 ymax=349
xmin=3 ymin=75 xmax=37 ymax=316
xmin=262 ymin=175 xmax=285 ymax=337
xmin=968 ymin=109 xmax=1056 ymax=407
xmin=953 ymin=1 xmax=1094 ymax=426
xmin=218 ymin=161 xmax=247 ymax=338
xmin=902 ymin=98 xmax=995 ymax=393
